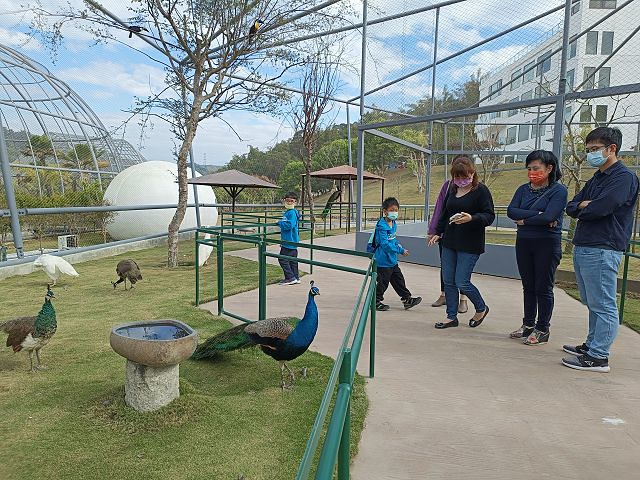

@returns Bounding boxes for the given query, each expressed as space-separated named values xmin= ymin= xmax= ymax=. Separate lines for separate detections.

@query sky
xmin=0 ymin=0 xmax=564 ymax=166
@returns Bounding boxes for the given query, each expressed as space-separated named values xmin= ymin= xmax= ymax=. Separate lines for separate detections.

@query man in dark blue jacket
xmin=562 ymin=127 xmax=639 ymax=372
xmin=277 ymin=192 xmax=302 ymax=285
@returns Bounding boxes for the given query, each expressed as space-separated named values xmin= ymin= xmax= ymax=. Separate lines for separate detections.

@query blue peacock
xmin=1 ymin=285 xmax=57 ymax=372
xmin=192 ymin=281 xmax=320 ymax=388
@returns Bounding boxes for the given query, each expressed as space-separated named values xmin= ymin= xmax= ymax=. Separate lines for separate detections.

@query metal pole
xmin=189 ymin=146 xmax=202 ymax=228
xmin=347 ymin=106 xmax=354 ymax=228
xmin=551 ymin=0 xmax=573 ymax=163
xmin=444 ymin=122 xmax=449 ymax=181
xmin=195 ymin=231 xmax=200 ymax=306
xmin=0 ymin=115 xmax=24 ymax=258
xmin=217 ymin=235 xmax=224 ymax=315
xmin=337 ymin=348 xmax=353 ymax=480
xmin=369 ymin=268 xmax=377 ymax=378
xmin=356 ymin=0 xmax=368 ymax=233
xmin=425 ymin=7 xmax=440 ymax=225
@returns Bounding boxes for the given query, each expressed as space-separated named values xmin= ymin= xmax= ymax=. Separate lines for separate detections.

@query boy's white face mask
xmin=285 ymin=203 xmax=296 ymax=210
xmin=387 ymin=211 xmax=399 ymax=221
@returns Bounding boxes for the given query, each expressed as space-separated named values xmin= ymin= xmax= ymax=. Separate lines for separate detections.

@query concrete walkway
xmin=201 ymin=234 xmax=640 ymax=479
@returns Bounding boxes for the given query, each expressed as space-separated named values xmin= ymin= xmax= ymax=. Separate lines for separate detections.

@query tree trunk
xmin=167 ymin=103 xmax=201 ymax=268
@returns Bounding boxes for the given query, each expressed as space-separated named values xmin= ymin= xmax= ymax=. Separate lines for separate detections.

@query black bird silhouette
xmin=248 ymin=19 xmax=264 ymax=37
xmin=128 ymin=25 xmax=148 ymax=38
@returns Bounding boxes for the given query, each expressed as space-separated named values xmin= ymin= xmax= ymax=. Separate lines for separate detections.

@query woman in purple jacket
xmin=427 ymin=157 xmax=468 ymax=314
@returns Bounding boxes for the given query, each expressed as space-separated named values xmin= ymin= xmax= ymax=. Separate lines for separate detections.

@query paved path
xmin=201 ymin=234 xmax=640 ymax=479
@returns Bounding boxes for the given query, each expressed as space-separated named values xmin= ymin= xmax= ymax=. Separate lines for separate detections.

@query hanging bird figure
xmin=248 ymin=18 xmax=264 ymax=37
xmin=1 ymin=286 xmax=57 ymax=372
xmin=112 ymin=259 xmax=143 ymax=290
xmin=32 ymin=254 xmax=79 ymax=286
xmin=127 ymin=25 xmax=149 ymax=38
xmin=192 ymin=281 xmax=320 ymax=389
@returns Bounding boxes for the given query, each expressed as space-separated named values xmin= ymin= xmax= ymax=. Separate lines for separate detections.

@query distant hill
xmin=194 ymin=163 xmax=225 ymax=175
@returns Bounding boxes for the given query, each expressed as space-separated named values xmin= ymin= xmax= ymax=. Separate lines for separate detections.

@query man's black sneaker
xmin=376 ymin=303 xmax=390 ymax=311
xmin=402 ymin=296 xmax=422 ymax=310
xmin=562 ymin=343 xmax=589 ymax=356
xmin=561 ymin=354 xmax=610 ymax=373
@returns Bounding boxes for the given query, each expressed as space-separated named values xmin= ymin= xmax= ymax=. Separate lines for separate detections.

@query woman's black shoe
xmin=435 ymin=319 xmax=459 ymax=329
xmin=469 ymin=306 xmax=490 ymax=328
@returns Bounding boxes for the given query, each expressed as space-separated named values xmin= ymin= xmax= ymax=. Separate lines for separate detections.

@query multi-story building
xmin=476 ymin=0 xmax=640 ymax=162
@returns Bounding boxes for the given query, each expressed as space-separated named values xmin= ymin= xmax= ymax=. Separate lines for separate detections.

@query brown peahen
xmin=192 ymin=281 xmax=320 ymax=389
xmin=1 ymin=286 xmax=57 ymax=372
xmin=112 ymin=259 xmax=142 ymax=290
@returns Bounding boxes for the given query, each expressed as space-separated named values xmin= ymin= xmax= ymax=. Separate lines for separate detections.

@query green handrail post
xmin=619 ymin=250 xmax=630 ymax=324
xmin=217 ymin=234 xmax=224 ymax=315
xmin=369 ymin=269 xmax=377 ymax=379
xmin=337 ymin=348 xmax=353 ymax=480
xmin=195 ymin=230 xmax=200 ymax=306
xmin=258 ymin=240 xmax=267 ymax=320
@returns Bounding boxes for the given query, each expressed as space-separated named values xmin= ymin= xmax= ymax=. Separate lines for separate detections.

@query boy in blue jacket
xmin=371 ymin=197 xmax=422 ymax=311
xmin=277 ymin=191 xmax=302 ymax=285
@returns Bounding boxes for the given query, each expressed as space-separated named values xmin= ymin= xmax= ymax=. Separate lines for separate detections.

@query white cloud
xmin=450 ymin=44 xmax=529 ymax=80
xmin=55 ymin=61 xmax=167 ymax=97
xmin=0 ymin=26 xmax=42 ymax=50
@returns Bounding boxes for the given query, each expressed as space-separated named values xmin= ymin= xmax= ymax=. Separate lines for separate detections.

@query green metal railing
xmin=194 ymin=213 xmax=378 ymax=479
xmin=619 ymin=239 xmax=639 ymax=325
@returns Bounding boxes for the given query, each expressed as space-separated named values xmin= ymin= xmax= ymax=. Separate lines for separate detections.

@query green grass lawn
xmin=559 ymin=283 xmax=640 ymax=334
xmin=0 ymin=241 xmax=367 ymax=480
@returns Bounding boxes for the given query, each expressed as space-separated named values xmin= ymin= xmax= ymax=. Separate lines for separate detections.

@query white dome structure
xmin=104 ymin=161 xmax=217 ymax=240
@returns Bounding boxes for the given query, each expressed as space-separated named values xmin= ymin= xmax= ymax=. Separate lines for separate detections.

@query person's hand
xmin=515 ymin=219 xmax=525 ymax=226
xmin=578 ymin=200 xmax=591 ymax=209
xmin=402 ymin=249 xmax=410 ymax=257
xmin=453 ymin=212 xmax=473 ymax=224
xmin=426 ymin=234 xmax=433 ymax=244
xmin=428 ymin=235 xmax=440 ymax=246
xmin=549 ymin=220 xmax=558 ymax=228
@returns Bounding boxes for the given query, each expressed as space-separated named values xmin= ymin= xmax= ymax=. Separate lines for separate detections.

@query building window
xmin=589 ymin=0 xmax=616 ymax=8
xmin=510 ymin=70 xmax=521 ymax=90
xmin=583 ymin=67 xmax=596 ymax=90
xmin=586 ymin=31 xmax=599 ymax=54
xmin=595 ymin=105 xmax=608 ymax=123
xmin=489 ymin=79 xmax=503 ymax=100
xmin=523 ymin=61 xmax=535 ymax=82
xmin=508 ymin=98 xmax=519 ymax=117
xmin=601 ymin=31 xmax=614 ymax=55
xmin=567 ymin=69 xmax=575 ymax=90
xmin=536 ymin=51 xmax=552 ymax=76
xmin=564 ymin=106 xmax=572 ymax=119
xmin=518 ymin=125 xmax=530 ymax=142
xmin=535 ymin=81 xmax=550 ymax=98
xmin=521 ymin=90 xmax=533 ymax=101
xmin=506 ymin=126 xmax=517 ymax=144
xmin=571 ymin=1 xmax=581 ymax=14
xmin=531 ymin=120 xmax=546 ymax=138
xmin=504 ymin=155 xmax=515 ymax=164
xmin=569 ymin=40 xmax=577 ymax=58
xmin=598 ymin=67 xmax=611 ymax=88
xmin=579 ymin=105 xmax=592 ymax=123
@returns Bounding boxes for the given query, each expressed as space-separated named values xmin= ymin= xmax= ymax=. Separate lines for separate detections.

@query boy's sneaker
xmin=562 ymin=343 xmax=589 ymax=356
xmin=402 ymin=297 xmax=422 ymax=310
xmin=279 ymin=278 xmax=297 ymax=286
xmin=376 ymin=302 xmax=390 ymax=311
xmin=292 ymin=278 xmax=301 ymax=284
xmin=510 ymin=325 xmax=534 ymax=339
xmin=562 ymin=354 xmax=610 ymax=373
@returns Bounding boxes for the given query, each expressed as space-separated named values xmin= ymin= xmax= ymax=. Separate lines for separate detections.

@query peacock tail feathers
xmin=191 ymin=318 xmax=300 ymax=360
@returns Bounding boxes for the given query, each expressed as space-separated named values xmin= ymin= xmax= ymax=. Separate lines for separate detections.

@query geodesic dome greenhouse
xmin=0 ymin=43 xmax=145 ymax=199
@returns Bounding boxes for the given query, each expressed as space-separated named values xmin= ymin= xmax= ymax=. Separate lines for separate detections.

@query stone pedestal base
xmin=124 ymin=360 xmax=179 ymax=412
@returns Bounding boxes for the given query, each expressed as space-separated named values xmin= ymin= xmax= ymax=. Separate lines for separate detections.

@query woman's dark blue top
xmin=507 ymin=182 xmax=568 ymax=238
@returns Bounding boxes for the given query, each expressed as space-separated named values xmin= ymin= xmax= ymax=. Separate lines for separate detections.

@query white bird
xmin=32 ymin=254 xmax=79 ymax=285
xmin=198 ymin=233 xmax=214 ymax=267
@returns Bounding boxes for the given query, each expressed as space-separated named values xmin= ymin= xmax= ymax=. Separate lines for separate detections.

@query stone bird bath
xmin=110 ymin=319 xmax=197 ymax=412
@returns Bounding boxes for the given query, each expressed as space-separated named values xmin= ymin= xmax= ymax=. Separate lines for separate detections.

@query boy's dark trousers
xmin=279 ymin=247 xmax=299 ymax=280
xmin=376 ymin=264 xmax=411 ymax=303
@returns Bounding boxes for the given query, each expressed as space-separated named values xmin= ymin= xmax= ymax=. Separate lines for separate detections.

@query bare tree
xmin=31 ymin=0 xmax=347 ymax=266
xmin=291 ymin=43 xmax=342 ymax=222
